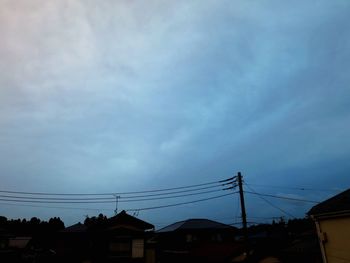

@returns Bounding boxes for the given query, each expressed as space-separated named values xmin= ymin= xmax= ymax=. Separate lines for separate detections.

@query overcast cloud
xmin=0 ymin=0 xmax=349 ymax=227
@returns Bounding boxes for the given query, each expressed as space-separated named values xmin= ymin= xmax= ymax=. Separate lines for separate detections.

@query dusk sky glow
xmin=0 ymin=0 xmax=350 ymax=228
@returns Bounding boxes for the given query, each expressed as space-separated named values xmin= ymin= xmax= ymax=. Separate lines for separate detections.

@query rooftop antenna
xmin=114 ymin=195 xmax=120 ymax=215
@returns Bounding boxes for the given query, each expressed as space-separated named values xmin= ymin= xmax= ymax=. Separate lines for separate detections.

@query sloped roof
xmin=308 ymin=189 xmax=350 ymax=216
xmin=157 ymin=219 xmax=236 ymax=233
xmin=62 ymin=222 xmax=87 ymax=233
xmin=107 ymin=210 xmax=154 ymax=230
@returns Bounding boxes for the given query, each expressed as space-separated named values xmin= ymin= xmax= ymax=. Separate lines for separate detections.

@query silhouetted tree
xmin=84 ymin=213 xmax=108 ymax=229
xmin=48 ymin=217 xmax=65 ymax=230
xmin=0 ymin=215 xmax=7 ymax=226
xmin=0 ymin=215 xmax=64 ymax=235
xmin=287 ymin=218 xmax=314 ymax=234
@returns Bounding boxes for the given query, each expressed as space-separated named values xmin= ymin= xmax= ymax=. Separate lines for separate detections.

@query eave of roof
xmin=157 ymin=218 xmax=237 ymax=233
xmin=107 ymin=210 xmax=154 ymax=230
xmin=310 ymin=209 xmax=350 ymax=220
xmin=61 ymin=222 xmax=87 ymax=233
xmin=308 ymin=189 xmax=350 ymax=216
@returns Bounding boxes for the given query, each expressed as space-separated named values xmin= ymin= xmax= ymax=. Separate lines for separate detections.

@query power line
xmin=119 ymin=189 xmax=227 ymax=202
xmin=0 ymin=198 xmax=117 ymax=204
xmin=0 ymin=177 xmax=234 ymax=196
xmin=120 ymin=184 xmax=226 ymax=199
xmin=0 ymin=176 xmax=237 ymax=216
xmin=0 ymin=202 xmax=112 ymax=212
xmin=0 ymin=184 xmax=226 ymax=201
xmin=256 ymin=196 xmax=295 ymax=218
xmin=247 ymin=183 xmax=340 ymax=192
xmin=0 ymin=188 xmax=229 ymax=204
xmin=244 ymin=191 xmax=320 ymax=204
xmin=244 ymin=183 xmax=296 ymax=218
xmin=0 ymin=195 xmax=115 ymax=201
xmin=126 ymin=192 xmax=237 ymax=212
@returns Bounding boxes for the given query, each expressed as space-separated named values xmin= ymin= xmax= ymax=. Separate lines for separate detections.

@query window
xmin=109 ymin=240 xmax=131 ymax=257
xmin=132 ymin=239 xmax=144 ymax=258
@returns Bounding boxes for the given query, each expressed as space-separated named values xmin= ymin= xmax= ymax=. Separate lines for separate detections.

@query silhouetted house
xmin=57 ymin=210 xmax=155 ymax=263
xmin=0 ymin=233 xmax=32 ymax=262
xmin=156 ymin=219 xmax=240 ymax=263
xmin=308 ymin=189 xmax=350 ymax=263
xmin=56 ymin=222 xmax=89 ymax=262
xmin=0 ymin=224 xmax=34 ymax=262
xmin=0 ymin=228 xmax=10 ymax=250
xmin=92 ymin=210 xmax=155 ymax=263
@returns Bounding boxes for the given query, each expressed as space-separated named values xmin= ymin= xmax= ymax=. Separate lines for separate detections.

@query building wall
xmin=318 ymin=216 xmax=350 ymax=263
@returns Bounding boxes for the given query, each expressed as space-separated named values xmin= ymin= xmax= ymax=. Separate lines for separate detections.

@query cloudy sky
xmin=0 ymin=0 xmax=350 ymax=228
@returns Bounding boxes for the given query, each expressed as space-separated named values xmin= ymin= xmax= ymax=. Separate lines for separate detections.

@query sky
xmin=0 ymin=0 xmax=350 ymax=229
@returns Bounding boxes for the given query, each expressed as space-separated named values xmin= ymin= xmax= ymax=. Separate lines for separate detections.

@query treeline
xmin=247 ymin=217 xmax=315 ymax=236
xmin=84 ymin=213 xmax=107 ymax=226
xmin=0 ymin=215 xmax=64 ymax=235
xmin=0 ymin=213 xmax=315 ymax=236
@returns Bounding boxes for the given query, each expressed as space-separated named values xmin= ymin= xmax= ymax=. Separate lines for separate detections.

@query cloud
xmin=0 ymin=0 xmax=349 ymax=224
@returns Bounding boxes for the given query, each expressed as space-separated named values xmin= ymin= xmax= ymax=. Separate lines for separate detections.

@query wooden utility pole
xmin=237 ymin=172 xmax=248 ymax=242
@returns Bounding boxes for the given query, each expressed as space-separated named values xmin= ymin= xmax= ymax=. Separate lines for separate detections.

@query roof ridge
xmin=157 ymin=218 xmax=237 ymax=233
xmin=308 ymin=188 xmax=350 ymax=216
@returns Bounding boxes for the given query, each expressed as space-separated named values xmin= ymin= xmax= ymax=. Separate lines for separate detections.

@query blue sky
xmin=0 ymin=0 xmax=350 ymax=228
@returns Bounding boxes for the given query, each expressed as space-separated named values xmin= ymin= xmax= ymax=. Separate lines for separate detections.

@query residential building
xmin=57 ymin=210 xmax=155 ymax=263
xmin=156 ymin=218 xmax=240 ymax=263
xmin=308 ymin=189 xmax=350 ymax=263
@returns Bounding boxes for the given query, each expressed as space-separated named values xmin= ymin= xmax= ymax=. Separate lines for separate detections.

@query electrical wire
xmin=118 ymin=189 xmax=227 ymax=202
xmin=0 ymin=178 xmax=236 ymax=220
xmin=244 ymin=191 xmax=320 ymax=204
xmin=0 ymin=177 xmax=235 ymax=196
xmin=0 ymin=187 xmax=233 ymax=204
xmin=0 ymin=202 xmax=112 ymax=212
xmin=249 ymin=193 xmax=295 ymax=218
xmin=244 ymin=183 xmax=296 ymax=218
xmin=126 ymin=192 xmax=237 ymax=212
xmin=0 ymin=184 xmax=226 ymax=201
xmin=247 ymin=183 xmax=340 ymax=192
xmin=0 ymin=195 xmax=115 ymax=201
xmin=120 ymin=184 xmax=226 ymax=199
xmin=0 ymin=198 xmax=116 ymax=204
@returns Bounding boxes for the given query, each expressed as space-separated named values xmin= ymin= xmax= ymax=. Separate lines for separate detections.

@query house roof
xmin=106 ymin=210 xmax=154 ymax=230
xmin=62 ymin=222 xmax=87 ymax=233
xmin=308 ymin=189 xmax=350 ymax=217
xmin=157 ymin=219 xmax=237 ymax=233
xmin=63 ymin=211 xmax=154 ymax=233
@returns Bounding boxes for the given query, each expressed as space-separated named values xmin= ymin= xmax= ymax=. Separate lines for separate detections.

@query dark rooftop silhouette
xmin=61 ymin=222 xmax=87 ymax=233
xmin=106 ymin=210 xmax=154 ymax=230
xmin=157 ymin=218 xmax=236 ymax=233
xmin=308 ymin=189 xmax=350 ymax=216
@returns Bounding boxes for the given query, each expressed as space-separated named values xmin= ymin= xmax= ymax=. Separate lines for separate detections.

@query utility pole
xmin=237 ymin=172 xmax=248 ymax=242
